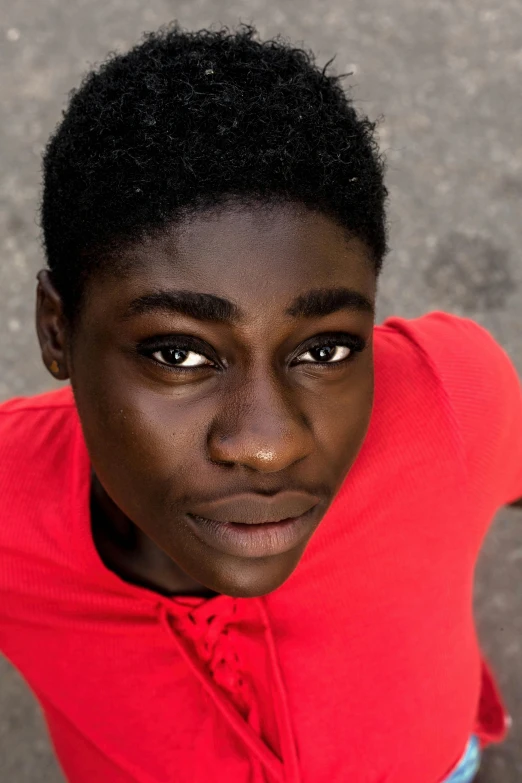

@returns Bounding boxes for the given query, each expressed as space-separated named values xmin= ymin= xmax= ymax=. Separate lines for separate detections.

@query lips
xmin=188 ymin=491 xmax=320 ymax=525
xmin=185 ymin=504 xmax=320 ymax=558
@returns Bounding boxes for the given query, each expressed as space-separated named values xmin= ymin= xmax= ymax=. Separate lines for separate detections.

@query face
xmin=37 ymin=202 xmax=376 ymax=597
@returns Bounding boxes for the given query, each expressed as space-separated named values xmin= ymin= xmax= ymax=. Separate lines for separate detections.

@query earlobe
xmin=35 ymin=269 xmax=71 ymax=381
xmin=47 ymin=358 xmax=70 ymax=381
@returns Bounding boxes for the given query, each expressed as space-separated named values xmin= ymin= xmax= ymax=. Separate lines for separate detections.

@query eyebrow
xmin=121 ymin=286 xmax=374 ymax=324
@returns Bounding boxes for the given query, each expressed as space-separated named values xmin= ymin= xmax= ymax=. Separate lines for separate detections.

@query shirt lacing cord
xmin=176 ymin=600 xmax=261 ymax=732
xmin=158 ymin=599 xmax=301 ymax=783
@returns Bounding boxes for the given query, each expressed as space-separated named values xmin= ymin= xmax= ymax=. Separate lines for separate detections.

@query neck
xmin=89 ymin=469 xmax=218 ymax=599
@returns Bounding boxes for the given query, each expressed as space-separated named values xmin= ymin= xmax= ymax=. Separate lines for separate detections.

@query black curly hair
xmin=38 ymin=22 xmax=389 ymax=333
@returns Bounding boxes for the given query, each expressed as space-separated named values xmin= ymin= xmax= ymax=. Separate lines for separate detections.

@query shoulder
xmin=0 ymin=384 xmax=76 ymax=439
xmin=376 ymin=310 xmax=522 ymax=508
xmin=0 ymin=383 xmax=79 ymax=533
xmin=376 ymin=309 xmax=511 ymax=376
xmin=0 ymin=384 xmax=77 ymax=468
xmin=0 ymin=383 xmax=75 ymax=418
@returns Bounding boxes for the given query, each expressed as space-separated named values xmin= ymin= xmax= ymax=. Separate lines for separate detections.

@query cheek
xmin=318 ymin=366 xmax=374 ymax=483
xmin=72 ymin=373 xmax=204 ymax=511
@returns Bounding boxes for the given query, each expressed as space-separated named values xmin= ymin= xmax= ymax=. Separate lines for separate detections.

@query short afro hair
xmin=39 ymin=22 xmax=389 ymax=331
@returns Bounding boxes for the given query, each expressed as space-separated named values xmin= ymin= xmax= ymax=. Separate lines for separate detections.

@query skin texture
xmin=35 ymin=202 xmax=377 ymax=598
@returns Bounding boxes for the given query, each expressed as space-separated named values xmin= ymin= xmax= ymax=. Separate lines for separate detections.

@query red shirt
xmin=1 ymin=310 xmax=521 ymax=783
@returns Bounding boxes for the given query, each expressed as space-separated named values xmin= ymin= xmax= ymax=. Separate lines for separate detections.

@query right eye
xmin=136 ymin=336 xmax=218 ymax=372
xmin=149 ymin=346 xmax=214 ymax=370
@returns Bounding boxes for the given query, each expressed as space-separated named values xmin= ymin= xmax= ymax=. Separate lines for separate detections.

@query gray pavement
xmin=1 ymin=0 xmax=522 ymax=780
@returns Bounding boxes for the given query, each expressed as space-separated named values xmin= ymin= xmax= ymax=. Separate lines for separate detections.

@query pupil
xmin=313 ymin=345 xmax=334 ymax=361
xmin=166 ymin=348 xmax=187 ymax=364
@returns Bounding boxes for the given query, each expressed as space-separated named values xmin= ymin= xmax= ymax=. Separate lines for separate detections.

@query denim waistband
xmin=442 ymin=735 xmax=481 ymax=783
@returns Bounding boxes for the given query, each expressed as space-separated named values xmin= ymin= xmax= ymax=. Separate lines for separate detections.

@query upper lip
xmin=188 ymin=492 xmax=320 ymax=525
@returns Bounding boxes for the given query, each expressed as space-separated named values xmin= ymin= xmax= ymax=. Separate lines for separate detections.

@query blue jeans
xmin=442 ymin=735 xmax=481 ymax=782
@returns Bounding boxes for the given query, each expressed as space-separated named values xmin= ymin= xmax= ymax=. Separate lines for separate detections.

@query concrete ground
xmin=1 ymin=0 xmax=522 ymax=780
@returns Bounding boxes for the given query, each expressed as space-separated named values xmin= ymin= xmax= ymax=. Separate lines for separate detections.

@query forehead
xmin=87 ymin=202 xmax=376 ymax=319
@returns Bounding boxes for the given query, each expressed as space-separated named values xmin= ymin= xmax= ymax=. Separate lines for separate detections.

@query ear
xmin=35 ymin=269 xmax=71 ymax=381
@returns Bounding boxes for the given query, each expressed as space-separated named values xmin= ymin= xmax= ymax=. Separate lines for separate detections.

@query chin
xmin=209 ymin=552 xmax=301 ymax=598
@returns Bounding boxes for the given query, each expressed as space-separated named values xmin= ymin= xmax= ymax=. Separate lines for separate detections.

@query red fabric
xmin=1 ymin=310 xmax=521 ymax=783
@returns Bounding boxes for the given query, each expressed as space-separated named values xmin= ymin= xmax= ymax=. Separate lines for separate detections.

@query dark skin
xmin=36 ymin=202 xmax=377 ymax=598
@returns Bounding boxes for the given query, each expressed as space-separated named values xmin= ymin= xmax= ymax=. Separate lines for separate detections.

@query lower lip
xmin=185 ymin=506 xmax=319 ymax=558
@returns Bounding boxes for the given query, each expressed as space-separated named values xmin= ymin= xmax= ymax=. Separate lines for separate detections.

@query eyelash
xmin=137 ymin=334 xmax=367 ymax=373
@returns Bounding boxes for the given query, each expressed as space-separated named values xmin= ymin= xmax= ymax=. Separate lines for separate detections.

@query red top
xmin=1 ymin=310 xmax=521 ymax=783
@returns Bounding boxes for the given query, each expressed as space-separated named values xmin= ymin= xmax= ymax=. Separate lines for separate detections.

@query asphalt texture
xmin=1 ymin=1 xmax=522 ymax=780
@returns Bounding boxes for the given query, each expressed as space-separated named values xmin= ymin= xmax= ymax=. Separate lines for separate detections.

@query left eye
xmin=151 ymin=348 xmax=212 ymax=368
xmin=295 ymin=343 xmax=353 ymax=364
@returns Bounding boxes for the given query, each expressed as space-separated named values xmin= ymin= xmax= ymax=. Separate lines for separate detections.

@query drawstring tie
xmin=175 ymin=599 xmax=261 ymax=732
xmin=158 ymin=600 xmax=283 ymax=783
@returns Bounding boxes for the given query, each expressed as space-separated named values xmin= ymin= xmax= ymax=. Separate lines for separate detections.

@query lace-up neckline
xmin=158 ymin=594 xmax=301 ymax=783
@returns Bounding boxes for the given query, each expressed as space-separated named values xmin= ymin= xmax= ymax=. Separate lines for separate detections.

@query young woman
xmin=1 ymin=22 xmax=521 ymax=783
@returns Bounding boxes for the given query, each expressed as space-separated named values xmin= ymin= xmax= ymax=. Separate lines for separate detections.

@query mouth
xmin=185 ymin=505 xmax=320 ymax=559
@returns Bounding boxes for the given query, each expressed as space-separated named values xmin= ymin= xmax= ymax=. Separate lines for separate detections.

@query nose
xmin=208 ymin=368 xmax=315 ymax=472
